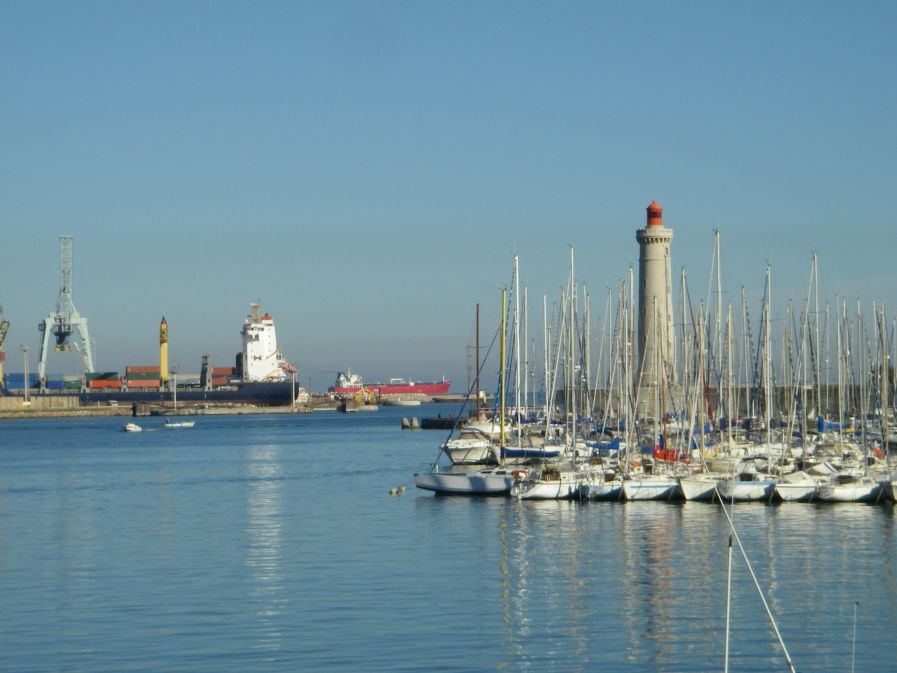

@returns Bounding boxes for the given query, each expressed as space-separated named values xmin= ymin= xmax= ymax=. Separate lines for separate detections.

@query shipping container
xmin=211 ymin=367 xmax=236 ymax=375
xmin=127 ymin=371 xmax=162 ymax=380
xmin=64 ymin=380 xmax=82 ymax=389
xmin=4 ymin=373 xmax=39 ymax=387
xmin=86 ymin=371 xmax=119 ymax=381
xmin=125 ymin=379 xmax=160 ymax=388
xmin=46 ymin=379 xmax=65 ymax=390
xmin=88 ymin=379 xmax=122 ymax=389
xmin=125 ymin=366 xmax=160 ymax=374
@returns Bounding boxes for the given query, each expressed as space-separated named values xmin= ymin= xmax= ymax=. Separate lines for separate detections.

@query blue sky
xmin=2 ymin=1 xmax=895 ymax=390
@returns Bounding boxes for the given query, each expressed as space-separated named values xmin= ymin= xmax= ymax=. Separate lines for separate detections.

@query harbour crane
xmin=37 ymin=236 xmax=95 ymax=387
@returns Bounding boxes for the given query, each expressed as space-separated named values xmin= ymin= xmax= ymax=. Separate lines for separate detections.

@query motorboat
xmin=162 ymin=420 xmax=195 ymax=429
xmin=122 ymin=422 xmax=142 ymax=432
xmin=442 ymin=437 xmax=497 ymax=465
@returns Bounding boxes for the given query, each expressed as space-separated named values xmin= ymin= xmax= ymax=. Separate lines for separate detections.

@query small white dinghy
xmin=122 ymin=422 xmax=143 ymax=432
xmin=163 ymin=420 xmax=196 ymax=429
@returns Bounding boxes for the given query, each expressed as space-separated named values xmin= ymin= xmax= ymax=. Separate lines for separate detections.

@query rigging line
xmin=427 ymin=320 xmax=501 ymax=466
xmin=715 ymin=489 xmax=798 ymax=673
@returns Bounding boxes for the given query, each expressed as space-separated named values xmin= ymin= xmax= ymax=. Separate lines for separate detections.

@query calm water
xmin=1 ymin=405 xmax=895 ymax=672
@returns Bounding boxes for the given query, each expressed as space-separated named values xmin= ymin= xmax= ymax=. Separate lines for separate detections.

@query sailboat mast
xmin=570 ymin=246 xmax=577 ymax=446
xmin=629 ymin=265 xmax=635 ymax=401
xmin=715 ymin=230 xmax=723 ymax=417
xmin=813 ymin=253 xmax=821 ymax=416
xmin=764 ymin=265 xmax=772 ymax=441
xmin=727 ymin=303 xmax=734 ymax=445
xmin=836 ymin=303 xmax=844 ymax=433
xmin=500 ymin=288 xmax=507 ymax=449
xmin=681 ymin=266 xmax=689 ymax=397
xmin=523 ymin=284 xmax=529 ymax=417
xmin=475 ymin=303 xmax=480 ymax=419
xmin=543 ymin=295 xmax=549 ymax=421
xmin=741 ymin=286 xmax=748 ymax=422
xmin=584 ymin=286 xmax=591 ymax=419
xmin=514 ymin=255 xmax=521 ymax=430
xmin=880 ymin=306 xmax=890 ymax=472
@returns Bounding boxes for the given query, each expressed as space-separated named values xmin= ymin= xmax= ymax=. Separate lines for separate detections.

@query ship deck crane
xmin=37 ymin=236 xmax=95 ymax=387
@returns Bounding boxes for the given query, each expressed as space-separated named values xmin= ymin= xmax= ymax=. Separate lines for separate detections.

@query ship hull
xmin=329 ymin=381 xmax=451 ymax=395
xmin=67 ymin=380 xmax=299 ymax=405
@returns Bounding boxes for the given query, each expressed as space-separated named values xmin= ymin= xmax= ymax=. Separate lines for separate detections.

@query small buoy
xmin=398 ymin=485 xmax=405 ymax=494
xmin=389 ymin=485 xmax=406 ymax=496
xmin=410 ymin=417 xmax=420 ymax=429
xmin=401 ymin=417 xmax=411 ymax=430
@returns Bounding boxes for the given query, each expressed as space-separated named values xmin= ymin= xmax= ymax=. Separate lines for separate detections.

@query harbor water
xmin=1 ymin=405 xmax=895 ymax=672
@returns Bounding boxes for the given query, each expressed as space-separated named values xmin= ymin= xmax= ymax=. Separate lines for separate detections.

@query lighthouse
xmin=636 ymin=201 xmax=675 ymax=387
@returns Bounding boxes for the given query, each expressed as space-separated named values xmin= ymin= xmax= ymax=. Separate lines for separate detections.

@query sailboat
xmin=716 ymin=467 xmax=776 ymax=502
xmin=816 ymin=470 xmax=882 ymax=503
xmin=623 ymin=293 xmax=681 ymax=501
xmin=415 ymin=288 xmax=530 ymax=495
xmin=816 ymin=301 xmax=884 ymax=503
xmin=773 ymin=469 xmax=820 ymax=502
xmin=510 ymin=250 xmax=608 ymax=499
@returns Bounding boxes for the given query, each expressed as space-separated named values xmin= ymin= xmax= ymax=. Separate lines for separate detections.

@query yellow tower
xmin=160 ymin=316 xmax=170 ymax=382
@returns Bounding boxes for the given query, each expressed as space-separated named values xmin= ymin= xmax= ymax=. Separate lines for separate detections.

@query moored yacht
xmin=622 ymin=472 xmax=681 ymax=501
xmin=716 ymin=471 xmax=776 ymax=502
xmin=816 ymin=471 xmax=882 ymax=503
xmin=413 ymin=465 xmax=527 ymax=496
xmin=678 ymin=473 xmax=719 ymax=502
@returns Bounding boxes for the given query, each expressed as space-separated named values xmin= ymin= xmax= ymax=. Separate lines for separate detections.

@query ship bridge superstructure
xmin=241 ymin=303 xmax=289 ymax=382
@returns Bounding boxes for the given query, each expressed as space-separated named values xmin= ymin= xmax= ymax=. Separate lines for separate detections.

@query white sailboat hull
xmin=716 ymin=477 xmax=775 ymax=502
xmin=816 ymin=481 xmax=881 ymax=503
xmin=513 ymin=479 xmax=581 ymax=500
xmin=414 ymin=468 xmax=521 ymax=495
xmin=774 ymin=482 xmax=818 ymax=502
xmin=582 ymin=479 xmax=623 ymax=501
xmin=622 ymin=476 xmax=680 ymax=501
xmin=678 ymin=475 xmax=719 ymax=502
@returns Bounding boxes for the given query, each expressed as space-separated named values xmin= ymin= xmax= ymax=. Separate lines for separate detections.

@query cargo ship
xmin=2 ymin=305 xmax=306 ymax=406
xmin=328 ymin=369 xmax=451 ymax=396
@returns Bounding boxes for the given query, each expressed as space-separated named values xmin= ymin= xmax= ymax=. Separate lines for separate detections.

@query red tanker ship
xmin=328 ymin=369 xmax=451 ymax=395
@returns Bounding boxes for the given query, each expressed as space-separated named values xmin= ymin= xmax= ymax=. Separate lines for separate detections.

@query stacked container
xmin=125 ymin=365 xmax=161 ymax=389
xmin=4 ymin=373 xmax=39 ymax=389
xmin=86 ymin=372 xmax=122 ymax=389
xmin=211 ymin=366 xmax=237 ymax=387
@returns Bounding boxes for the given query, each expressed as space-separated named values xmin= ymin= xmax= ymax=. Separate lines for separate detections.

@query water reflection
xmin=245 ymin=444 xmax=285 ymax=656
xmin=498 ymin=501 xmax=613 ymax=672
xmin=484 ymin=497 xmax=897 ymax=672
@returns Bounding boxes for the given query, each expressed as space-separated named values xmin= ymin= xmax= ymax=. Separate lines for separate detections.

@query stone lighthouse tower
xmin=636 ymin=201 xmax=675 ymax=387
